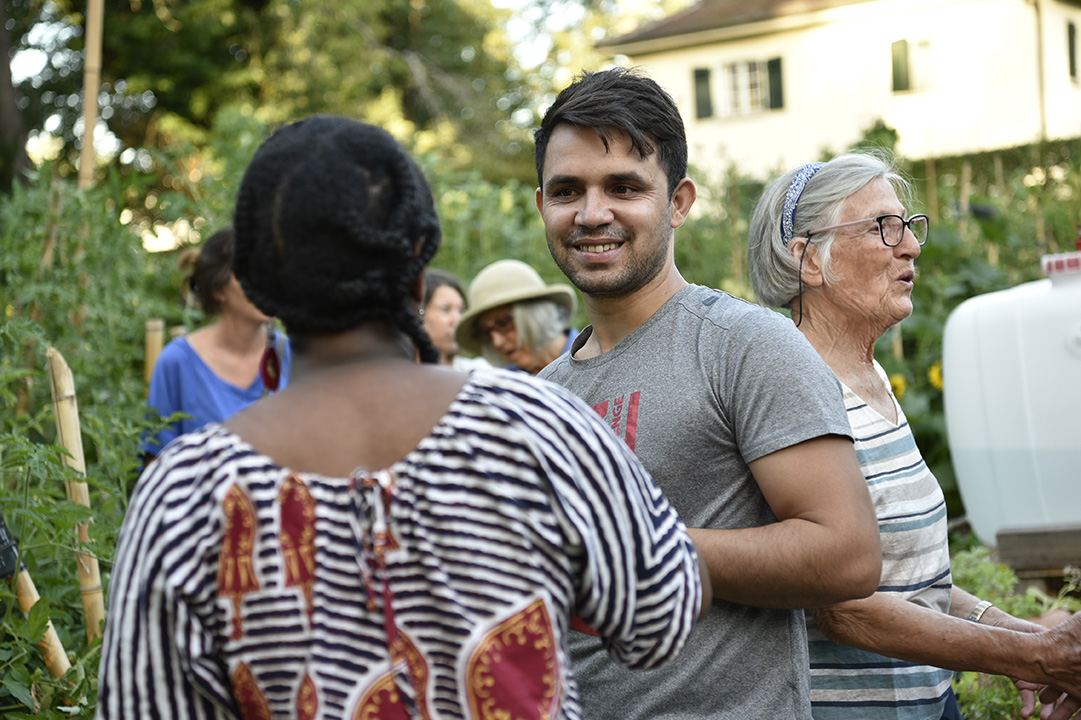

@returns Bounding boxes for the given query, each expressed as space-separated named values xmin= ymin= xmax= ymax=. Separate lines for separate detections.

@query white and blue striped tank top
xmin=808 ymin=362 xmax=954 ymax=720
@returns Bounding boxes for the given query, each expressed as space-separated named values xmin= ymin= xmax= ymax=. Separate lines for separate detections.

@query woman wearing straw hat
xmin=456 ymin=259 xmax=579 ymax=374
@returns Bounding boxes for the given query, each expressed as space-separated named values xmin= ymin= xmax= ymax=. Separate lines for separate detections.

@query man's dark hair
xmin=232 ymin=115 xmax=442 ymax=363
xmin=534 ymin=67 xmax=688 ymax=198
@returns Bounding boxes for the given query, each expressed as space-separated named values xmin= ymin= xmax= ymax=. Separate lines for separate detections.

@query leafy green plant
xmin=0 ymin=162 xmax=182 ymax=717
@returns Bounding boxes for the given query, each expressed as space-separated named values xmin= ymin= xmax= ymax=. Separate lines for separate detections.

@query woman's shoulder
xmin=141 ymin=424 xmax=249 ymax=475
xmin=149 ymin=336 xmax=200 ymax=380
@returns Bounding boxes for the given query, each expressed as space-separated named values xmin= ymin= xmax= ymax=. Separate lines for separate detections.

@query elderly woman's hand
xmin=1034 ymin=613 xmax=1081 ymax=709
xmin=1014 ymin=681 xmax=1080 ymax=720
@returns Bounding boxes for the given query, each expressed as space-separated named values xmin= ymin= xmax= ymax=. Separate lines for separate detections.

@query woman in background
xmin=140 ymin=226 xmax=291 ymax=459
xmin=455 ymin=259 xmax=578 ymax=374
xmin=422 ymin=268 xmax=489 ymax=370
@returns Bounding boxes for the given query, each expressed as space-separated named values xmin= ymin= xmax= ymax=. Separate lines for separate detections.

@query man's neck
xmin=576 ymin=267 xmax=687 ymax=359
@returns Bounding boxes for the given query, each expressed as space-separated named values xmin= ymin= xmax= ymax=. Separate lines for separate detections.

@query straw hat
xmin=455 ymin=260 xmax=577 ymax=355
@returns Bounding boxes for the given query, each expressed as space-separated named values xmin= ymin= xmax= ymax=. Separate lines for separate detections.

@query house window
xmin=892 ymin=38 xmax=932 ymax=93
xmin=1070 ymin=22 xmax=1077 ymax=82
xmin=694 ymin=68 xmax=714 ymax=118
xmin=721 ymin=57 xmax=783 ymax=116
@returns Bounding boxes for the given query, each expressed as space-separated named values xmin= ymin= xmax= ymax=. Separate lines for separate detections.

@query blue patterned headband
xmin=780 ymin=162 xmax=825 ymax=247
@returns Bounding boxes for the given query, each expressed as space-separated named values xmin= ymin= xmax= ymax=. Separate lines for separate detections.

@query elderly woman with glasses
xmin=747 ymin=151 xmax=1081 ymax=720
xmin=456 ymin=259 xmax=579 ymax=375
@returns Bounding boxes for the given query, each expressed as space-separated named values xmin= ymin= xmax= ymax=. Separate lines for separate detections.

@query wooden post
xmin=45 ymin=348 xmax=105 ymax=642
xmin=993 ymin=153 xmax=1005 ymax=195
xmin=78 ymin=0 xmax=104 ymax=189
xmin=15 ymin=571 xmax=73 ymax=678
xmin=145 ymin=319 xmax=165 ymax=391
xmin=959 ymin=160 xmax=972 ymax=238
xmin=1 ymin=510 xmax=71 ymax=678
xmin=924 ymin=156 xmax=939 ymax=224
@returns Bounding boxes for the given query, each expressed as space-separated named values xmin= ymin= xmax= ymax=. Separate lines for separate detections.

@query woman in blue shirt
xmin=141 ymin=226 xmax=291 ymax=459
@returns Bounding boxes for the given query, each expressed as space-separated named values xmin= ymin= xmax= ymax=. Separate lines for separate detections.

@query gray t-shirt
xmin=539 ymin=284 xmax=853 ymax=720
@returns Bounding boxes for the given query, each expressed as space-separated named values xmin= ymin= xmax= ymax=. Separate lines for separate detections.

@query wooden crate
xmin=996 ymin=524 xmax=1081 ymax=594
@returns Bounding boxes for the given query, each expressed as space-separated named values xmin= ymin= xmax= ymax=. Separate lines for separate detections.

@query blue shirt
xmin=140 ymin=332 xmax=292 ymax=456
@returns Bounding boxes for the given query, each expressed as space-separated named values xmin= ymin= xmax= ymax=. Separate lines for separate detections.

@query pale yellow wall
xmin=1040 ymin=1 xmax=1081 ymax=141
xmin=621 ymin=0 xmax=1074 ymax=181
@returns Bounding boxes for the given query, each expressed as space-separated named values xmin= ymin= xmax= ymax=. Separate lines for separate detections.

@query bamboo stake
xmin=145 ymin=319 xmax=165 ymax=391
xmin=1 ymin=512 xmax=71 ymax=678
xmin=45 ymin=347 xmax=105 ymax=642
xmin=14 ymin=571 xmax=73 ymax=678
xmin=78 ymin=0 xmax=104 ymax=189
xmin=890 ymin=324 xmax=904 ymax=362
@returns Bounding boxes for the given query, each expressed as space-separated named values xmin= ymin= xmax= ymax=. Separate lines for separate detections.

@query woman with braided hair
xmin=97 ymin=115 xmax=709 ymax=720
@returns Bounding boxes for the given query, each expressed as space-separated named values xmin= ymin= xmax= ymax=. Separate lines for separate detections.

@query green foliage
xmin=679 ymin=164 xmax=764 ymax=298
xmin=423 ymin=165 xmax=580 ymax=316
xmin=7 ymin=0 xmax=540 ymax=188
xmin=0 ymin=163 xmax=166 ymax=717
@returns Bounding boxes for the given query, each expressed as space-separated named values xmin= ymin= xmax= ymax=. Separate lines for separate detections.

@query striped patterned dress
xmin=808 ymin=362 xmax=954 ymax=720
xmin=97 ymin=369 xmax=701 ymax=720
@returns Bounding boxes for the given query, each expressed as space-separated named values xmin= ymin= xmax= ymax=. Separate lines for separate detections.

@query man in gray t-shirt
xmin=532 ymin=68 xmax=882 ymax=720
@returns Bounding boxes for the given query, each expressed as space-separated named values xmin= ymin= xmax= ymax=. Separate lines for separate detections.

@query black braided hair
xmin=232 ymin=115 xmax=441 ymax=363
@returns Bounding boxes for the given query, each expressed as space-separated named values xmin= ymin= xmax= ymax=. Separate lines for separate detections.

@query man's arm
xmin=688 ymin=434 xmax=880 ymax=608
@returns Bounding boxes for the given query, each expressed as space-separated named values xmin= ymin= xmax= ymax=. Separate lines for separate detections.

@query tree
xmin=3 ymin=0 xmax=540 ymax=197
xmin=1 ymin=0 xmax=32 ymax=190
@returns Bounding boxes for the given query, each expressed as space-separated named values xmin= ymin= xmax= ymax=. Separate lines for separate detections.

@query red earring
xmin=260 ymin=339 xmax=281 ymax=392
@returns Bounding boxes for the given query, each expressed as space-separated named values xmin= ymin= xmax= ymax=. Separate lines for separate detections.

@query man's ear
xmin=669 ymin=178 xmax=696 ymax=229
xmin=789 ymin=238 xmax=824 ymax=288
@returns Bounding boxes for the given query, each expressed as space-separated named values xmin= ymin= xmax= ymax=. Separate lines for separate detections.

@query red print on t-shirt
xmin=591 ymin=392 xmax=640 ymax=452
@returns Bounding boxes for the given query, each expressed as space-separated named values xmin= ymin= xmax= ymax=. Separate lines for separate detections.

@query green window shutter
xmin=694 ymin=68 xmax=713 ymax=118
xmin=892 ymin=40 xmax=911 ymax=92
xmin=1069 ymin=22 xmax=1077 ymax=82
xmin=767 ymin=57 xmax=783 ymax=109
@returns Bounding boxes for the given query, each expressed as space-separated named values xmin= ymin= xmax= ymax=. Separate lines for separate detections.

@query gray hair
xmin=747 ymin=151 xmax=914 ymax=308
xmin=480 ymin=298 xmax=570 ymax=367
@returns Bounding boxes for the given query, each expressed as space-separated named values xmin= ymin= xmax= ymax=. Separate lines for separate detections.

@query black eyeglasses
xmin=805 ymin=214 xmax=930 ymax=247
xmin=474 ymin=311 xmax=515 ymax=342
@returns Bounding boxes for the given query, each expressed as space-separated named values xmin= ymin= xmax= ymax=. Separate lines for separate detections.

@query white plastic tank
xmin=942 ymin=246 xmax=1081 ymax=547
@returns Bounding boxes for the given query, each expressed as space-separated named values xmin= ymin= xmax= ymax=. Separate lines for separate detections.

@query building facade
xmin=602 ymin=0 xmax=1081 ymax=179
